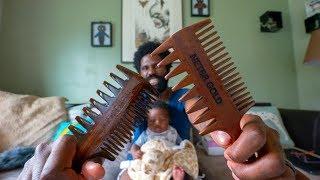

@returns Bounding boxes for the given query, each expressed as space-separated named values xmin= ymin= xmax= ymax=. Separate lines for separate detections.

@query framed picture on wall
xmin=91 ymin=21 xmax=112 ymax=47
xmin=191 ymin=0 xmax=210 ymax=17
xmin=122 ymin=0 xmax=182 ymax=63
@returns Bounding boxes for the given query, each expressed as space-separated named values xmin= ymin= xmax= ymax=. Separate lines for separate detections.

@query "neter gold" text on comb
xmin=151 ymin=19 xmax=255 ymax=143
xmin=68 ymin=65 xmax=157 ymax=171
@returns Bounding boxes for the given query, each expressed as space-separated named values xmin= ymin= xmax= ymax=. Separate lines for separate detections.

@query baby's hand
xmin=133 ymin=149 xmax=143 ymax=159
xmin=172 ymin=166 xmax=185 ymax=180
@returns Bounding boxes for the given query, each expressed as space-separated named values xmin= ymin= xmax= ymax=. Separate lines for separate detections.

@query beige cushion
xmin=0 ymin=91 xmax=67 ymax=151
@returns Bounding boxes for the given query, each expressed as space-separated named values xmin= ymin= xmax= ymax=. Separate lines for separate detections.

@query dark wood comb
xmin=151 ymin=19 xmax=255 ymax=143
xmin=68 ymin=65 xmax=157 ymax=171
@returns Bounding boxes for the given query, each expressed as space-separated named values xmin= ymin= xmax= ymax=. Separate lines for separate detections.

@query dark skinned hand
xmin=210 ymin=114 xmax=295 ymax=180
xmin=18 ymin=135 xmax=105 ymax=180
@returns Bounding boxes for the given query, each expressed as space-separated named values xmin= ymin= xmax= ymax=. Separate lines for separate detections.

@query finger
xmin=82 ymin=161 xmax=105 ymax=180
xmin=227 ymin=129 xmax=286 ymax=179
xmin=32 ymin=143 xmax=52 ymax=179
xmin=42 ymin=135 xmax=77 ymax=174
xmin=231 ymin=172 xmax=240 ymax=180
xmin=224 ymin=115 xmax=266 ymax=162
xmin=210 ymin=130 xmax=231 ymax=148
xmin=18 ymin=157 xmax=34 ymax=180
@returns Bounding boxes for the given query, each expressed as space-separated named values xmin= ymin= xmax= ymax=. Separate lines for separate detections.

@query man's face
xmin=140 ymin=54 xmax=168 ymax=93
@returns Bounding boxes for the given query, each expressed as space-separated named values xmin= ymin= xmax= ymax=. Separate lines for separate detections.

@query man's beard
xmin=146 ymin=75 xmax=168 ymax=93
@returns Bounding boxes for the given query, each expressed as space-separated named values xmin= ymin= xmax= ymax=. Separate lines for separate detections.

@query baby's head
xmin=147 ymin=100 xmax=170 ymax=133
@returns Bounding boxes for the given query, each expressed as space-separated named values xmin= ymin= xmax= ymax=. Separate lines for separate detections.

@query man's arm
xmin=184 ymin=98 xmax=304 ymax=179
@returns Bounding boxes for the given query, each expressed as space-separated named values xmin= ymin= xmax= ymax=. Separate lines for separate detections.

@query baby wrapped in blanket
xmin=121 ymin=139 xmax=198 ymax=180
xmin=119 ymin=101 xmax=198 ymax=180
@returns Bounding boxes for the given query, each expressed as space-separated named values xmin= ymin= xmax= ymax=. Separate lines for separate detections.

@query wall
xmin=289 ymin=0 xmax=320 ymax=110
xmin=0 ymin=0 xmax=3 ymax=31
xmin=184 ymin=0 xmax=298 ymax=108
xmin=0 ymin=0 xmax=299 ymax=108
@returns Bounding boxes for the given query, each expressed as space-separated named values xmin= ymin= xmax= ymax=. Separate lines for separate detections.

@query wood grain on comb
xmin=151 ymin=19 xmax=255 ymax=142
xmin=68 ymin=65 xmax=157 ymax=171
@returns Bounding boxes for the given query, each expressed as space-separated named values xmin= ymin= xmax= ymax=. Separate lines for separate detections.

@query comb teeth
xmin=199 ymin=120 xmax=218 ymax=135
xmin=110 ymin=73 xmax=127 ymax=87
xmin=158 ymin=51 xmax=179 ymax=67
xmin=217 ymin=64 xmax=234 ymax=76
xmin=178 ymin=87 xmax=200 ymax=102
xmin=103 ymin=81 xmax=120 ymax=96
xmin=116 ymin=65 xmax=136 ymax=78
xmin=214 ymin=52 xmax=229 ymax=62
xmin=68 ymin=125 xmax=85 ymax=140
xmin=205 ymin=41 xmax=223 ymax=54
xmin=75 ymin=116 xmax=93 ymax=131
xmin=150 ymin=37 xmax=173 ymax=56
xmin=70 ymin=65 xmax=158 ymax=171
xmin=193 ymin=109 xmax=215 ymax=125
xmin=208 ymin=46 xmax=226 ymax=59
xmin=165 ymin=63 xmax=186 ymax=79
xmin=83 ymin=107 xmax=99 ymax=120
xmin=202 ymin=36 xmax=220 ymax=49
xmin=199 ymin=31 xmax=217 ymax=43
xmin=152 ymin=19 xmax=255 ymax=142
xmin=172 ymin=75 xmax=193 ymax=91
xmin=96 ymin=90 xmax=115 ymax=106
xmin=90 ymin=98 xmax=108 ymax=113
xmin=186 ymin=97 xmax=208 ymax=114
xmin=196 ymin=24 xmax=214 ymax=37
xmin=193 ymin=19 xmax=212 ymax=34
xmin=222 ymin=72 xmax=240 ymax=84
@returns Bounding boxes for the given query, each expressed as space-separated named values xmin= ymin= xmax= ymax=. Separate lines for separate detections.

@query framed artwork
xmin=260 ymin=11 xmax=283 ymax=33
xmin=91 ymin=21 xmax=112 ymax=47
xmin=122 ymin=0 xmax=182 ymax=63
xmin=191 ymin=0 xmax=210 ymax=17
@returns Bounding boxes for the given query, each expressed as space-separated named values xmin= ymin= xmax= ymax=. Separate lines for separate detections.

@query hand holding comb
xmin=151 ymin=19 xmax=255 ymax=143
xmin=68 ymin=65 xmax=157 ymax=171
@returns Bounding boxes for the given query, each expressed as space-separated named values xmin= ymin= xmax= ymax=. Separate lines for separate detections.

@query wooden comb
xmin=68 ymin=65 xmax=157 ymax=171
xmin=151 ymin=19 xmax=255 ymax=143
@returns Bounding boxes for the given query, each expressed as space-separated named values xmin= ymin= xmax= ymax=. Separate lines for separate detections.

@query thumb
xmin=82 ymin=161 xmax=105 ymax=180
xmin=210 ymin=130 xmax=231 ymax=148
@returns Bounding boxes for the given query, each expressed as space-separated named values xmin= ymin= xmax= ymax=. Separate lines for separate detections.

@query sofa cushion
xmin=0 ymin=91 xmax=67 ymax=151
xmin=247 ymin=106 xmax=295 ymax=148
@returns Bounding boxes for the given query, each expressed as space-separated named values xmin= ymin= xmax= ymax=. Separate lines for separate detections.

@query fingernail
xmin=211 ymin=131 xmax=231 ymax=146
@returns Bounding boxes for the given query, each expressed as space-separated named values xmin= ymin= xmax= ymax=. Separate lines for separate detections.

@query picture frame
xmin=122 ymin=0 xmax=182 ymax=63
xmin=191 ymin=0 xmax=210 ymax=17
xmin=91 ymin=21 xmax=112 ymax=47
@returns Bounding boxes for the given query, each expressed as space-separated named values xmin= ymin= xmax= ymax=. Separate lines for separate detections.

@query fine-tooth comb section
xmin=151 ymin=19 xmax=255 ymax=142
xmin=68 ymin=65 xmax=157 ymax=171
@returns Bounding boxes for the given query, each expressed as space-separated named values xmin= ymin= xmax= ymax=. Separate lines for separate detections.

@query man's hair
xmin=150 ymin=100 xmax=169 ymax=112
xmin=133 ymin=41 xmax=171 ymax=72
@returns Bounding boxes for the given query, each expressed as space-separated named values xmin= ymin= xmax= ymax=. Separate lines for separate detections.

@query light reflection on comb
xmin=151 ymin=18 xmax=255 ymax=142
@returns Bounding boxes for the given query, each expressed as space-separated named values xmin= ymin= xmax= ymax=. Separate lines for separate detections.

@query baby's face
xmin=147 ymin=108 xmax=169 ymax=133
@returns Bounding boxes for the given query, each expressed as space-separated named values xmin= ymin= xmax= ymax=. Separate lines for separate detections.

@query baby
xmin=123 ymin=100 xmax=190 ymax=180
xmin=130 ymin=100 xmax=182 ymax=159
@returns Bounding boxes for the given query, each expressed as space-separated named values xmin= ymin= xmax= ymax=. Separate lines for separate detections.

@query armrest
xmin=278 ymin=108 xmax=320 ymax=153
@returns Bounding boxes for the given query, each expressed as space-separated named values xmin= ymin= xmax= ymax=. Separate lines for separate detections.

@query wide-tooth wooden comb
xmin=68 ymin=65 xmax=157 ymax=171
xmin=151 ymin=19 xmax=255 ymax=143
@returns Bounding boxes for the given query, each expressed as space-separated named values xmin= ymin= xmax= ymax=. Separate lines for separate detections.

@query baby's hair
xmin=150 ymin=100 xmax=169 ymax=111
